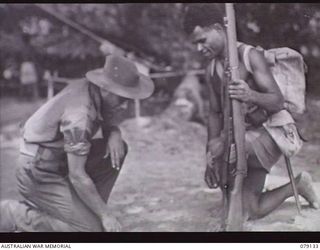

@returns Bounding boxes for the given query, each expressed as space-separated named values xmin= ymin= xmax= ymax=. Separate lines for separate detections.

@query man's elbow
xmin=271 ymin=93 xmax=285 ymax=113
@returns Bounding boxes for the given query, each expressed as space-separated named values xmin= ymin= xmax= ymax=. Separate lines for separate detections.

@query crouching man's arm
xmin=229 ymin=49 xmax=284 ymax=114
xmin=67 ymin=153 xmax=121 ymax=232
xmin=205 ymin=79 xmax=224 ymax=188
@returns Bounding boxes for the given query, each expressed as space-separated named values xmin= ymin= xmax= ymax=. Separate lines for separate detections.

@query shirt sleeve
xmin=60 ymin=106 xmax=93 ymax=156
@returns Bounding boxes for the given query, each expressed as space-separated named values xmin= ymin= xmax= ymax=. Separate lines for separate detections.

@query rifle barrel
xmin=224 ymin=3 xmax=247 ymax=232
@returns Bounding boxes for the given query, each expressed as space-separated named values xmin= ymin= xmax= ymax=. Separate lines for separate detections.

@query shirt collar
xmin=88 ymin=81 xmax=103 ymax=122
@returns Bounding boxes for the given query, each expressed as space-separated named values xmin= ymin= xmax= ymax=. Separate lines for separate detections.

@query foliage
xmin=1 ymin=3 xmax=320 ymax=93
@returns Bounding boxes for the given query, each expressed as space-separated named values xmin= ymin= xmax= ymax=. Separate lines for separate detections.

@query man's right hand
xmin=101 ymin=213 xmax=121 ymax=232
xmin=205 ymin=164 xmax=220 ymax=189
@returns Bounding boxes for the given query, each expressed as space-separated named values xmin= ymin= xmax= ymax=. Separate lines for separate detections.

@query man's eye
xmin=192 ymin=38 xmax=205 ymax=45
xmin=197 ymin=39 xmax=206 ymax=44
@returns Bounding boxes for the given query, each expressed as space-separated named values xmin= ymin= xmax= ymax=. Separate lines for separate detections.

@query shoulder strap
xmin=240 ymin=44 xmax=254 ymax=74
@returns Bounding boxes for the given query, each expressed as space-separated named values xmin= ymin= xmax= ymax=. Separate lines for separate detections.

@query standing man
xmin=19 ymin=60 xmax=39 ymax=100
xmin=183 ymin=4 xmax=319 ymax=222
xmin=0 ymin=55 xmax=154 ymax=232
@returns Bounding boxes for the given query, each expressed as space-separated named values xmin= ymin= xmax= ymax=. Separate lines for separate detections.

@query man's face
xmin=100 ymin=89 xmax=129 ymax=111
xmin=191 ymin=25 xmax=225 ymax=60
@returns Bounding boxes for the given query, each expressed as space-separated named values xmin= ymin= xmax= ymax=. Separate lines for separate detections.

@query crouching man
xmin=183 ymin=4 xmax=319 ymax=223
xmin=0 ymin=55 xmax=154 ymax=232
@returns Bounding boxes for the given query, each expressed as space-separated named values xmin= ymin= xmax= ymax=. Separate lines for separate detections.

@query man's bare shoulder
xmin=247 ymin=47 xmax=268 ymax=72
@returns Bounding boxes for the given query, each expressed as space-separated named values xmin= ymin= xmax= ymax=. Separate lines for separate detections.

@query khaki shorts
xmin=245 ymin=126 xmax=282 ymax=173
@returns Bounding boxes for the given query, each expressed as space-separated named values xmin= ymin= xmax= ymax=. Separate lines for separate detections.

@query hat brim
xmin=86 ymin=68 xmax=154 ymax=99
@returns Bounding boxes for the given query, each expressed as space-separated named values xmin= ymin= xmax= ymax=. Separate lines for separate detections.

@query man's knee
xmin=244 ymin=168 xmax=268 ymax=220
xmin=118 ymin=140 xmax=128 ymax=168
xmin=123 ymin=140 xmax=128 ymax=156
xmin=244 ymin=189 xmax=267 ymax=220
xmin=248 ymin=202 xmax=261 ymax=220
xmin=242 ymin=192 xmax=262 ymax=221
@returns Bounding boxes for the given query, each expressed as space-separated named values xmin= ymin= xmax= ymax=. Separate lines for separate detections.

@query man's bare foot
xmin=297 ymin=172 xmax=319 ymax=209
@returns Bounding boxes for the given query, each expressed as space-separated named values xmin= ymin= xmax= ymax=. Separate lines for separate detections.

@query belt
xmin=20 ymin=140 xmax=65 ymax=161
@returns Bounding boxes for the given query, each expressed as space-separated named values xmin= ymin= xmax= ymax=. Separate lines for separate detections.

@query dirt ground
xmin=1 ymin=96 xmax=320 ymax=232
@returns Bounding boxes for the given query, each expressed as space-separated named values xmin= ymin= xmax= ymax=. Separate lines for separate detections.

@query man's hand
xmin=205 ymin=164 xmax=220 ymax=189
xmin=101 ymin=213 xmax=121 ymax=232
xmin=205 ymin=137 xmax=237 ymax=188
xmin=107 ymin=130 xmax=125 ymax=171
xmin=229 ymin=80 xmax=253 ymax=103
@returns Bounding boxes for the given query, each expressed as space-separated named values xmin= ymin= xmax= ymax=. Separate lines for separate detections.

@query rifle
xmin=222 ymin=3 xmax=247 ymax=231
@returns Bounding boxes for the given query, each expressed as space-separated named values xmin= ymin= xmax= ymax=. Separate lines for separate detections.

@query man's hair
xmin=183 ymin=3 xmax=225 ymax=35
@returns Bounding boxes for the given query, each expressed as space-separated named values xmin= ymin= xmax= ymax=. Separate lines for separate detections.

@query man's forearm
xmin=68 ymin=154 xmax=107 ymax=219
xmin=207 ymin=112 xmax=223 ymax=142
xmin=250 ymin=89 xmax=284 ymax=114
xmin=70 ymin=175 xmax=106 ymax=218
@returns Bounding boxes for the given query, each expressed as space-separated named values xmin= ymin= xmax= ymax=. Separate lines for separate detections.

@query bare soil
xmin=1 ymin=97 xmax=320 ymax=231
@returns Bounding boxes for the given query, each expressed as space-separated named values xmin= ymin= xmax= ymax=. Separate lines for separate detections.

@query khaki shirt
xmin=22 ymin=79 xmax=104 ymax=156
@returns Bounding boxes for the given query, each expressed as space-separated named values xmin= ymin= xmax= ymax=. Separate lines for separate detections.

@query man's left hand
xmin=107 ymin=130 xmax=125 ymax=171
xmin=229 ymin=79 xmax=253 ymax=103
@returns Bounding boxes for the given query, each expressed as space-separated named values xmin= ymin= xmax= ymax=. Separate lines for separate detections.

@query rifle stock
xmin=224 ymin=3 xmax=247 ymax=231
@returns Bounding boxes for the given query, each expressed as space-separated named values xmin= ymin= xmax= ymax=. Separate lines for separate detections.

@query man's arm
xmin=67 ymin=153 xmax=120 ymax=231
xmin=207 ymin=80 xmax=223 ymax=141
xmin=250 ymin=49 xmax=284 ymax=113
xmin=229 ymin=49 xmax=284 ymax=114
xmin=205 ymin=78 xmax=225 ymax=188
